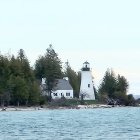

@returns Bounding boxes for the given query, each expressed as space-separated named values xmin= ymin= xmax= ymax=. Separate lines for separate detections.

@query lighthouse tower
xmin=79 ymin=61 xmax=95 ymax=100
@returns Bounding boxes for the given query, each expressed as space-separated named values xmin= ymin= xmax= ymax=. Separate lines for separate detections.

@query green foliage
xmin=96 ymin=92 xmax=108 ymax=103
xmin=65 ymin=63 xmax=80 ymax=98
xmin=0 ymin=47 xmax=136 ymax=107
xmin=127 ymin=94 xmax=135 ymax=106
xmin=49 ymin=99 xmax=99 ymax=107
xmin=28 ymin=81 xmax=41 ymax=105
xmin=117 ymin=74 xmax=129 ymax=93
xmin=9 ymin=76 xmax=29 ymax=106
xmin=9 ymin=56 xmax=23 ymax=77
xmin=35 ymin=45 xmax=63 ymax=101
xmin=0 ymin=49 xmax=41 ymax=106
xmin=49 ymin=98 xmax=80 ymax=107
xmin=98 ymin=69 xmax=117 ymax=98
xmin=35 ymin=45 xmax=62 ymax=80
xmin=98 ymin=69 xmax=135 ymax=106
xmin=113 ymin=91 xmax=128 ymax=105
xmin=0 ymin=55 xmax=10 ymax=106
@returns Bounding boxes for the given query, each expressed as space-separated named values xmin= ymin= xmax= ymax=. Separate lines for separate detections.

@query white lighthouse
xmin=79 ymin=61 xmax=95 ymax=100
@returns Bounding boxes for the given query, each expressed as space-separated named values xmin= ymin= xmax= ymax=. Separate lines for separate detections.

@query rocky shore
xmin=0 ymin=104 xmax=121 ymax=111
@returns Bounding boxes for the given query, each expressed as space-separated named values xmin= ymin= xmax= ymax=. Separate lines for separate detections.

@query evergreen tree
xmin=127 ymin=94 xmax=135 ymax=106
xmin=35 ymin=45 xmax=63 ymax=101
xmin=65 ymin=62 xmax=80 ymax=98
xmin=8 ymin=49 xmax=41 ymax=106
xmin=8 ymin=75 xmax=29 ymax=106
xmin=98 ymin=68 xmax=134 ymax=105
xmin=117 ymin=74 xmax=129 ymax=94
xmin=28 ymin=81 xmax=41 ymax=105
xmin=0 ymin=55 xmax=11 ymax=106
xmin=9 ymin=55 xmax=23 ymax=77
xmin=98 ymin=69 xmax=117 ymax=98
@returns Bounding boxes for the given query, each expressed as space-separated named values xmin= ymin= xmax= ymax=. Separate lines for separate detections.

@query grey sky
xmin=0 ymin=0 xmax=140 ymax=94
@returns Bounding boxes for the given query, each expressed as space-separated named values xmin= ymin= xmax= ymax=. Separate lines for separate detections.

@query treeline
xmin=0 ymin=45 xmax=136 ymax=106
xmin=0 ymin=49 xmax=40 ymax=106
xmin=0 ymin=46 xmax=80 ymax=106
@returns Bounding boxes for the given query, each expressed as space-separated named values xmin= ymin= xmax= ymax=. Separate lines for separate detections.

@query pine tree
xmin=64 ymin=61 xmax=80 ymax=98
xmin=0 ymin=55 xmax=10 ymax=106
xmin=35 ymin=45 xmax=63 ymax=101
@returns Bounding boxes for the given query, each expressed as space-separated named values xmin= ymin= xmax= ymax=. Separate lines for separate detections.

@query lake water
xmin=0 ymin=107 xmax=140 ymax=140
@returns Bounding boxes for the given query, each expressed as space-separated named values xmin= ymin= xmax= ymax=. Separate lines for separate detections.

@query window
xmin=53 ymin=93 xmax=57 ymax=96
xmin=88 ymin=84 xmax=90 ymax=88
xmin=61 ymin=93 xmax=63 ymax=96
xmin=66 ymin=93 xmax=70 ymax=96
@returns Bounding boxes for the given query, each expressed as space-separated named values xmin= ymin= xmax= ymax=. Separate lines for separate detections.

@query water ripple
xmin=0 ymin=107 xmax=140 ymax=140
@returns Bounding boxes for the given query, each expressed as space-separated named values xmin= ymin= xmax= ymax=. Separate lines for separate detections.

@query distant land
xmin=133 ymin=95 xmax=140 ymax=99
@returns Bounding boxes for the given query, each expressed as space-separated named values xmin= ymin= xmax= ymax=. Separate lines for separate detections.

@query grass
xmin=48 ymin=98 xmax=101 ymax=107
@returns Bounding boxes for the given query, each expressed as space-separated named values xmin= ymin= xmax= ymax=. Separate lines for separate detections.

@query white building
xmin=79 ymin=61 xmax=95 ymax=100
xmin=41 ymin=77 xmax=73 ymax=99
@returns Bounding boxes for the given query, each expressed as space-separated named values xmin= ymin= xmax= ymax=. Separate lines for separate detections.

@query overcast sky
xmin=0 ymin=0 xmax=140 ymax=95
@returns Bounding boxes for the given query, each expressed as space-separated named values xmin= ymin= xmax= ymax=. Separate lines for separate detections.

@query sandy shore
xmin=0 ymin=104 xmax=119 ymax=111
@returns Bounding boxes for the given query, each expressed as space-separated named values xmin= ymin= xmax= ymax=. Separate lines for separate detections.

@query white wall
xmin=51 ymin=90 xmax=73 ymax=99
xmin=80 ymin=71 xmax=95 ymax=100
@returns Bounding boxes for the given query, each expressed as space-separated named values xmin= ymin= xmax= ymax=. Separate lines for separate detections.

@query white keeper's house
xmin=40 ymin=77 xmax=73 ymax=99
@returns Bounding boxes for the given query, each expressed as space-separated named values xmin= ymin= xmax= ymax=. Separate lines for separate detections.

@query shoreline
xmin=0 ymin=104 xmax=125 ymax=112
